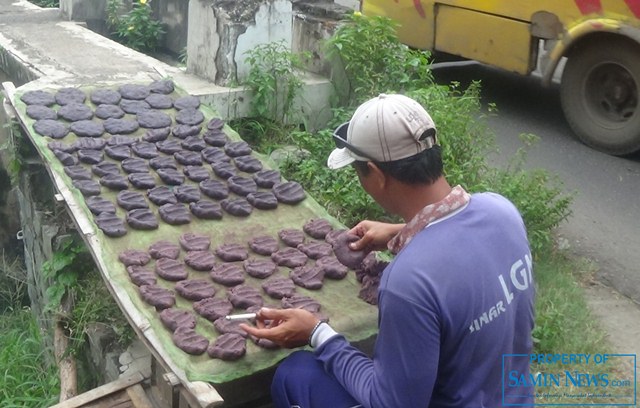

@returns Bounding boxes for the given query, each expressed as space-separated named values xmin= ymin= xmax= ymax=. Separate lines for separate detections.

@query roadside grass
xmin=0 ymin=308 xmax=59 ymax=407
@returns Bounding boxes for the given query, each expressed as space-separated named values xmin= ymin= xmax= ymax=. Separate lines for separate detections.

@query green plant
xmin=42 ymin=237 xmax=133 ymax=355
xmin=326 ymin=12 xmax=433 ymax=104
xmin=42 ymin=238 xmax=92 ymax=313
xmin=28 ymin=0 xmax=59 ymax=7
xmin=243 ymin=41 xmax=309 ymax=123
xmin=0 ymin=251 xmax=28 ymax=312
xmin=0 ymin=308 xmax=60 ymax=406
xmin=107 ymin=0 xmax=165 ymax=52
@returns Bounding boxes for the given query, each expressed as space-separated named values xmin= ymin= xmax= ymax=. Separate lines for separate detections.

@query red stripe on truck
xmin=574 ymin=0 xmax=603 ymax=14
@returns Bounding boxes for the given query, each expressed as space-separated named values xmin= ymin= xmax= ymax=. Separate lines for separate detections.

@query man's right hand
xmin=348 ymin=221 xmax=405 ymax=252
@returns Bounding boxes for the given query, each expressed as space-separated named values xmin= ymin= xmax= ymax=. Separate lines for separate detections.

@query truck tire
xmin=560 ymin=38 xmax=640 ymax=155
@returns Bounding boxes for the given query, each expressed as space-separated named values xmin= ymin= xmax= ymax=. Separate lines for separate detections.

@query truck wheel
xmin=560 ymin=38 xmax=640 ymax=155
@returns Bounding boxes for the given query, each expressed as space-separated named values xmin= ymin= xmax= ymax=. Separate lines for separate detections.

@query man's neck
xmin=395 ymin=177 xmax=452 ymax=222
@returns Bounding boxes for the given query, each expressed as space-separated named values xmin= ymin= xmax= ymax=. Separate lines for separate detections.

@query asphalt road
xmin=430 ymin=61 xmax=640 ymax=305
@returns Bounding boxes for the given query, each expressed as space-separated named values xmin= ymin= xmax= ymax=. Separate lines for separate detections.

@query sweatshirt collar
xmin=387 ymin=185 xmax=470 ymax=255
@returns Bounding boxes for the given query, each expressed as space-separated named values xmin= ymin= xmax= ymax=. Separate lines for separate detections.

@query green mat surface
xmin=13 ymin=82 xmax=378 ymax=384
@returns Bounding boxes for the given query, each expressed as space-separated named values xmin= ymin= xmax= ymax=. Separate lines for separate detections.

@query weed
xmin=0 ymin=308 xmax=60 ymax=406
xmin=106 ymin=0 xmax=165 ymax=52
xmin=243 ymin=41 xmax=309 ymax=123
xmin=0 ymin=251 xmax=28 ymax=312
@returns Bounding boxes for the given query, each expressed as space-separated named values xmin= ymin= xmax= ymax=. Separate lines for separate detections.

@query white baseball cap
xmin=327 ymin=94 xmax=437 ymax=170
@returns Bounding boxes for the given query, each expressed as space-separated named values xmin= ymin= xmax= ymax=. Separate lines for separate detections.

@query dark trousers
xmin=271 ymin=350 xmax=362 ymax=408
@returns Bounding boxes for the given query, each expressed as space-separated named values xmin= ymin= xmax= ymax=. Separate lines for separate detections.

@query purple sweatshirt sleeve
xmin=315 ymin=290 xmax=441 ymax=408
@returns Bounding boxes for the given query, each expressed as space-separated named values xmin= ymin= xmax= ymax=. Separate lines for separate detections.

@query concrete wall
xmin=187 ymin=0 xmax=293 ymax=86
xmin=153 ymin=0 xmax=189 ymax=56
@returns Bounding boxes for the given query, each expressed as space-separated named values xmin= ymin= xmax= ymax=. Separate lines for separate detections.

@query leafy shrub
xmin=243 ymin=41 xmax=309 ymax=123
xmin=106 ymin=0 xmax=165 ymax=52
xmin=326 ymin=12 xmax=433 ymax=104
xmin=28 ymin=0 xmax=59 ymax=7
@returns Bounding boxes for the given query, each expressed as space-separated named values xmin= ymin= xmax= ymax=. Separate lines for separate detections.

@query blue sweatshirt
xmin=315 ymin=193 xmax=535 ymax=407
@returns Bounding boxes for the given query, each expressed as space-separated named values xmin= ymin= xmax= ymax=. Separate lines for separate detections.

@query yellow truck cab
xmin=361 ymin=0 xmax=640 ymax=155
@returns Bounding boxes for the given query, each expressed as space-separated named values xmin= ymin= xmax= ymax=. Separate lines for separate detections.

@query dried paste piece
xmin=145 ymin=93 xmax=173 ymax=109
xmin=156 ymin=139 xmax=183 ymax=154
xmin=303 ymin=218 xmax=333 ymax=240
xmin=33 ymin=119 xmax=69 ymax=139
xmin=278 ymin=229 xmax=305 ymax=247
xmin=175 ymin=279 xmax=216 ymax=301
xmin=262 ymin=276 xmax=296 ymax=299
xmin=149 ymin=79 xmax=174 ymax=95
xmin=211 ymin=161 xmax=237 ymax=179
xmin=174 ymin=184 xmax=201 ymax=203
xmin=174 ymin=150 xmax=203 ymax=166
xmin=228 ymin=176 xmax=258 ymax=196
xmin=121 ymin=158 xmax=149 ymax=174
xmin=103 ymin=117 xmax=139 ymax=134
xmin=95 ymin=104 xmax=125 ymax=120
xmin=221 ymin=198 xmax=252 ymax=217
xmin=128 ymin=173 xmax=156 ymax=189
xmin=71 ymin=120 xmax=105 ymax=138
xmin=207 ymin=333 xmax=246 ymax=361
xmin=73 ymin=138 xmax=106 ymax=150
xmin=155 ymin=258 xmax=188 ymax=281
xmin=64 ymin=165 xmax=92 ymax=180
xmin=253 ymin=169 xmax=281 ymax=188
xmin=158 ymin=203 xmax=191 ymax=225
xmin=203 ymin=130 xmax=228 ymax=147
xmin=53 ymin=150 xmax=78 ymax=166
xmin=143 ymin=127 xmax=171 ymax=142
xmin=213 ymin=317 xmax=248 ymax=338
xmin=120 ymin=99 xmax=150 ymax=115
xmin=95 ymin=212 xmax=127 ymax=238
xmin=199 ymin=179 xmax=229 ymax=200
xmin=273 ymin=181 xmax=306 ymax=205
xmin=332 ymin=231 xmax=369 ymax=269
xmin=26 ymin=105 xmax=57 ymax=120
xmin=176 ymin=109 xmax=204 ymax=128
xmin=139 ymin=284 xmax=175 ymax=309
xmin=215 ymin=243 xmax=248 ymax=262
xmin=193 ymin=297 xmax=233 ymax=322
xmin=182 ymin=136 xmax=206 ymax=152
xmin=21 ymin=90 xmax=55 ymax=106
xmin=315 ymin=256 xmax=349 ymax=280
xmin=149 ymin=240 xmax=181 ymax=260
xmin=55 ymin=87 xmax=86 ymax=105
xmin=209 ymin=263 xmax=245 ymax=286
xmin=179 ymin=232 xmax=210 ymax=251
xmin=149 ymin=156 xmax=177 ymax=170
xmin=91 ymin=89 xmax=121 ymax=105
xmin=224 ymin=141 xmax=252 ymax=157
xmin=207 ymin=118 xmax=225 ymax=130
xmin=184 ymin=250 xmax=216 ymax=271
xmin=126 ymin=208 xmax=158 ymax=230
xmin=77 ymin=149 xmax=104 ymax=165
xmin=183 ymin=166 xmax=210 ymax=182
xmin=247 ymin=192 xmax=278 ymax=210
xmin=118 ymin=249 xmax=151 ymax=266
xmin=126 ymin=265 xmax=157 ymax=287
xmin=243 ymin=258 xmax=278 ymax=279
xmin=100 ymin=174 xmax=129 ymax=191
xmin=248 ymin=235 xmax=279 ymax=256
xmin=325 ymin=229 xmax=347 ymax=246
xmin=92 ymin=162 xmax=120 ymax=177
xmin=160 ymin=308 xmax=197 ymax=332
xmin=290 ymin=265 xmax=325 ymax=290
xmin=118 ymin=83 xmax=151 ymax=100
xmin=173 ymin=95 xmax=200 ymax=110
xmin=131 ymin=141 xmax=159 ymax=159
xmin=156 ymin=168 xmax=185 ymax=185
xmin=227 ymin=285 xmax=264 ymax=309
xmin=271 ymin=247 xmax=308 ymax=268
xmin=72 ymin=179 xmax=101 ymax=196
xmin=116 ymin=190 xmax=148 ymax=210
xmin=85 ymin=196 xmax=116 ymax=215
xmin=234 ymin=155 xmax=263 ymax=173
xmin=297 ymin=241 xmax=333 ymax=260
xmin=58 ymin=103 xmax=93 ymax=122
xmin=108 ymin=135 xmax=140 ymax=146
xmin=137 ymin=110 xmax=173 ymax=129
xmin=171 ymin=124 xmax=201 ymax=139
xmin=147 ymin=186 xmax=178 ymax=206
xmin=189 ymin=200 xmax=223 ymax=220
xmin=105 ymin=144 xmax=132 ymax=161
xmin=172 ymin=326 xmax=209 ymax=356
xmin=281 ymin=294 xmax=321 ymax=313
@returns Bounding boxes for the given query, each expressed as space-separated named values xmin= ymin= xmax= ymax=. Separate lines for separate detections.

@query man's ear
xmin=367 ymin=162 xmax=387 ymax=189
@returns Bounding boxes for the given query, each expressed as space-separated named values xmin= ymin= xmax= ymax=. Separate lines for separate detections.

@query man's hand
xmin=349 ymin=221 xmax=405 ymax=251
xmin=240 ymin=308 xmax=319 ymax=349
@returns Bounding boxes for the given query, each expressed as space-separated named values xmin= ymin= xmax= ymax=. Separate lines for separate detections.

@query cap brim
xmin=327 ymin=147 xmax=356 ymax=170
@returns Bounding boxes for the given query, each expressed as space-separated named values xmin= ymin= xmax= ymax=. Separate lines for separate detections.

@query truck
xmin=360 ymin=0 xmax=640 ymax=155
